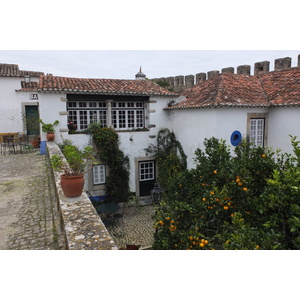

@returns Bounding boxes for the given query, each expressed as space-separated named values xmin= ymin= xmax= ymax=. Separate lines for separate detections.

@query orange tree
xmin=153 ymin=137 xmax=300 ymax=250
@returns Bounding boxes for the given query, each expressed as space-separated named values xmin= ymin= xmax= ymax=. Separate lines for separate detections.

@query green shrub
xmin=153 ymin=136 xmax=300 ymax=250
xmin=87 ymin=123 xmax=130 ymax=203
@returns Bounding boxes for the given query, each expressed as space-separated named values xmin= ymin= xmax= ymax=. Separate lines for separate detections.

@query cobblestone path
xmin=105 ymin=204 xmax=156 ymax=249
xmin=0 ymin=152 xmax=65 ymax=250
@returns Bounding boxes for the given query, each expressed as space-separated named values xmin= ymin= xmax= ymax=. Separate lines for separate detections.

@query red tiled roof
xmin=34 ymin=75 xmax=178 ymax=97
xmin=167 ymin=68 xmax=300 ymax=109
xmin=258 ymin=68 xmax=300 ymax=105
xmin=0 ymin=63 xmax=44 ymax=77
xmin=21 ymin=81 xmax=39 ymax=91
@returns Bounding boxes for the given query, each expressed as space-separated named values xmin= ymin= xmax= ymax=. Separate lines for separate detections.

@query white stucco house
xmin=0 ymin=63 xmax=44 ymax=137
xmin=1 ymin=55 xmax=300 ymax=201
xmin=0 ymin=64 xmax=178 ymax=200
xmin=165 ymin=64 xmax=300 ymax=169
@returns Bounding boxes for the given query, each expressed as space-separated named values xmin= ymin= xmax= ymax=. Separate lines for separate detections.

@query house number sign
xmin=30 ymin=93 xmax=38 ymax=100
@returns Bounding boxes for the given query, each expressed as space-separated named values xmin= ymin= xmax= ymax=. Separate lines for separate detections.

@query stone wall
xmin=152 ymin=54 xmax=300 ymax=93
xmin=47 ymin=142 xmax=118 ymax=250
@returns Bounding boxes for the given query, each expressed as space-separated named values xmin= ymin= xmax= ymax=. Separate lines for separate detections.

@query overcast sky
xmin=0 ymin=50 xmax=299 ymax=80
xmin=1 ymin=1 xmax=299 ymax=81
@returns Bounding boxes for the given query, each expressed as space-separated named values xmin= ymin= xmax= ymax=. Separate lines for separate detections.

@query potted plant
xmin=31 ymin=135 xmax=41 ymax=148
xmin=39 ymin=119 xmax=59 ymax=141
xmin=50 ymin=145 xmax=96 ymax=197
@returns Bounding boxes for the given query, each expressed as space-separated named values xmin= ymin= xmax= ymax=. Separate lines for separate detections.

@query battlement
xmin=152 ymin=54 xmax=300 ymax=93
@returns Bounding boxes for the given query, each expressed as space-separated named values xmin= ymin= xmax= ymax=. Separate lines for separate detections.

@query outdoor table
xmin=96 ymin=203 xmax=120 ymax=217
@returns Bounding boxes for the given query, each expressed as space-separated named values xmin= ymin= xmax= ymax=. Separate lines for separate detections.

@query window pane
xmin=119 ymin=111 xmax=126 ymax=128
xmin=93 ymin=165 xmax=106 ymax=185
xmin=128 ymin=111 xmax=135 ymax=128
xmin=139 ymin=161 xmax=155 ymax=181
xmin=250 ymin=118 xmax=264 ymax=147
xmin=79 ymin=111 xmax=88 ymax=129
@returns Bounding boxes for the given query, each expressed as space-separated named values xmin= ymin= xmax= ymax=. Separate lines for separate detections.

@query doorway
xmin=138 ymin=160 xmax=156 ymax=197
xmin=25 ymin=105 xmax=40 ymax=135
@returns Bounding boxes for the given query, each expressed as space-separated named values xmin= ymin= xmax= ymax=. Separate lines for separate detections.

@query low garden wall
xmin=46 ymin=142 xmax=118 ymax=250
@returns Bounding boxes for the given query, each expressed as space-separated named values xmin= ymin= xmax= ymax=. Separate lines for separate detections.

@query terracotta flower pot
xmin=46 ymin=133 xmax=55 ymax=141
xmin=31 ymin=139 xmax=40 ymax=148
xmin=60 ymin=174 xmax=84 ymax=197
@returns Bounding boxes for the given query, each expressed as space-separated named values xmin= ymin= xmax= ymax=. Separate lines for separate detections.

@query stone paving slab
xmin=103 ymin=204 xmax=156 ymax=249
xmin=0 ymin=151 xmax=65 ymax=250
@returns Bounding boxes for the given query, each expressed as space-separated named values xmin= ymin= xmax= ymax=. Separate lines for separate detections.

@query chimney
xmin=207 ymin=70 xmax=220 ymax=80
xmin=274 ymin=57 xmax=291 ymax=71
xmin=298 ymin=54 xmax=300 ymax=68
xmin=237 ymin=65 xmax=251 ymax=75
xmin=222 ymin=67 xmax=234 ymax=74
xmin=196 ymin=73 xmax=206 ymax=84
xmin=254 ymin=61 xmax=270 ymax=75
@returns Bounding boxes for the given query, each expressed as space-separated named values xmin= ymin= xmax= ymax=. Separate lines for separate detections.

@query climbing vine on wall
xmin=87 ymin=123 xmax=130 ymax=203
xmin=147 ymin=128 xmax=187 ymax=190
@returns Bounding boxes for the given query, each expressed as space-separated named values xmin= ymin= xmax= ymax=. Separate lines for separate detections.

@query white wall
xmin=268 ymin=107 xmax=300 ymax=154
xmin=0 ymin=78 xmax=22 ymax=133
xmin=38 ymin=93 xmax=68 ymax=142
xmin=167 ymin=107 xmax=269 ymax=169
xmin=37 ymin=93 xmax=179 ymax=193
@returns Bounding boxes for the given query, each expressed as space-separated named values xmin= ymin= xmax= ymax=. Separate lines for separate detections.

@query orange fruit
xmin=243 ymin=187 xmax=248 ymax=191
xmin=200 ymin=243 xmax=205 ymax=248
xmin=223 ymin=206 xmax=229 ymax=210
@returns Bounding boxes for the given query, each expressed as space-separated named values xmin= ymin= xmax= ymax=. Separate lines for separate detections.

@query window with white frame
xmin=67 ymin=100 xmax=144 ymax=131
xmin=250 ymin=118 xmax=265 ymax=147
xmin=139 ymin=161 xmax=155 ymax=181
xmin=93 ymin=164 xmax=106 ymax=185
xmin=112 ymin=101 xmax=144 ymax=130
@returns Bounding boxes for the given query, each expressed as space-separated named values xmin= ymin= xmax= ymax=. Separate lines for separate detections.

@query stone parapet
xmin=47 ymin=142 xmax=118 ymax=250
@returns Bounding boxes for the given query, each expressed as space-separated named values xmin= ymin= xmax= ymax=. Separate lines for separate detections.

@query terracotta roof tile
xmin=20 ymin=81 xmax=39 ymax=91
xmin=167 ymin=68 xmax=300 ymax=109
xmin=258 ymin=68 xmax=300 ymax=105
xmin=34 ymin=75 xmax=177 ymax=97
xmin=0 ymin=63 xmax=44 ymax=77
xmin=171 ymin=73 xmax=268 ymax=109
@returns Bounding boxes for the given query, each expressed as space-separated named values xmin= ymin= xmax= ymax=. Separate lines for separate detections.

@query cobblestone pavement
xmin=103 ymin=204 xmax=156 ymax=249
xmin=0 ymin=151 xmax=65 ymax=250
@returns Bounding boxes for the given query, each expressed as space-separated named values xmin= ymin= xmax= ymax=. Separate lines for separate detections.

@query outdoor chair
xmin=113 ymin=202 xmax=127 ymax=224
xmin=2 ymin=135 xmax=16 ymax=154
xmin=18 ymin=133 xmax=32 ymax=154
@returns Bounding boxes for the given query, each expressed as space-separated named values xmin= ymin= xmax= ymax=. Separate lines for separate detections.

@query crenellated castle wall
xmin=151 ymin=54 xmax=300 ymax=93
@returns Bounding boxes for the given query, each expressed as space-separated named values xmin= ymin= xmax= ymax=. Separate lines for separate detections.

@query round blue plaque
xmin=230 ymin=131 xmax=242 ymax=146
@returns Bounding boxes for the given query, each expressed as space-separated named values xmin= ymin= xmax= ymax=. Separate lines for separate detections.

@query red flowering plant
xmin=67 ymin=121 xmax=77 ymax=133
